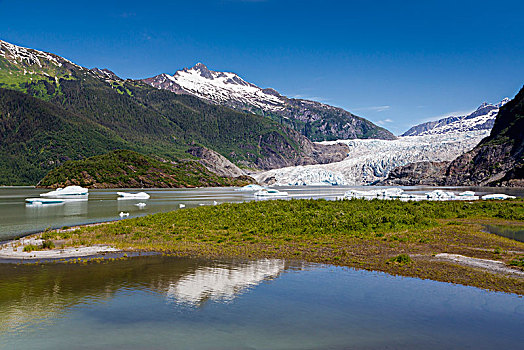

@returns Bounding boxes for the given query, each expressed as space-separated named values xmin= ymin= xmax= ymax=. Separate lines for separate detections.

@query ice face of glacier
xmin=253 ymin=130 xmax=490 ymax=186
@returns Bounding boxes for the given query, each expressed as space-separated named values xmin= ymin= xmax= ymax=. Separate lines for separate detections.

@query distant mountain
xmin=381 ymin=86 xmax=524 ymax=187
xmin=444 ymin=86 xmax=524 ymax=187
xmin=402 ymin=99 xmax=509 ymax=136
xmin=143 ymin=63 xmax=396 ymax=141
xmin=0 ymin=39 xmax=348 ymax=185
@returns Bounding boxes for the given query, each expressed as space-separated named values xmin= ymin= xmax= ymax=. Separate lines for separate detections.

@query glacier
xmin=253 ymin=130 xmax=490 ymax=186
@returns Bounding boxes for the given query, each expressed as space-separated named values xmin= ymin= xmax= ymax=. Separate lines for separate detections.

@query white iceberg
xmin=235 ymin=184 xmax=265 ymax=192
xmin=40 ymin=185 xmax=88 ymax=198
xmin=482 ymin=194 xmax=516 ymax=200
xmin=26 ymin=198 xmax=65 ymax=205
xmin=117 ymin=192 xmax=150 ymax=199
xmin=254 ymin=189 xmax=289 ymax=197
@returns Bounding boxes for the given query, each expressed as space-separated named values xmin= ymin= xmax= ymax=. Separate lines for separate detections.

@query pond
xmin=0 ymin=256 xmax=522 ymax=349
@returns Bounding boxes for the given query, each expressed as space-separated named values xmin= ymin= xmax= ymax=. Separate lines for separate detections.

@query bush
xmin=42 ymin=240 xmax=55 ymax=250
xmin=23 ymin=244 xmax=39 ymax=252
xmin=388 ymin=254 xmax=412 ymax=265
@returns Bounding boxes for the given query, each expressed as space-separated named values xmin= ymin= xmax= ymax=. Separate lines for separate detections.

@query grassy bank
xmin=43 ymin=198 xmax=524 ymax=294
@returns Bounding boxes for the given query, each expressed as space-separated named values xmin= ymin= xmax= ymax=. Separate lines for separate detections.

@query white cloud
xmin=376 ymin=118 xmax=393 ymax=126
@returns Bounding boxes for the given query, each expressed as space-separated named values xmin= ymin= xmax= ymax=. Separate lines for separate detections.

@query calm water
xmin=1 ymin=186 xmax=523 ymax=241
xmin=484 ymin=225 xmax=524 ymax=243
xmin=0 ymin=256 xmax=522 ymax=349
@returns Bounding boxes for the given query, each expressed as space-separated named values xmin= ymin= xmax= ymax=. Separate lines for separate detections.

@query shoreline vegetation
xmin=2 ymin=198 xmax=524 ymax=294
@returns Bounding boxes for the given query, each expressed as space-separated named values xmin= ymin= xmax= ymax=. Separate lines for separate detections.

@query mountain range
xmin=382 ymin=86 xmax=524 ymax=187
xmin=0 ymin=38 xmax=521 ymax=188
xmin=143 ymin=63 xmax=395 ymax=141
xmin=402 ymin=99 xmax=509 ymax=136
xmin=0 ymin=39 xmax=351 ymax=185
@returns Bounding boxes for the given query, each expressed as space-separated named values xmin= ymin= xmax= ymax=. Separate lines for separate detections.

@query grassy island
xmin=41 ymin=198 xmax=524 ymax=294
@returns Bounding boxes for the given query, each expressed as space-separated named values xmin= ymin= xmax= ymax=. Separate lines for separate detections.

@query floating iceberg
xmin=254 ymin=189 xmax=289 ymax=197
xmin=235 ymin=184 xmax=265 ymax=192
xmin=482 ymin=194 xmax=516 ymax=200
xmin=26 ymin=198 xmax=65 ymax=205
xmin=117 ymin=192 xmax=150 ymax=199
xmin=341 ymin=188 xmax=484 ymax=201
xmin=458 ymin=191 xmax=476 ymax=196
xmin=40 ymin=186 xmax=88 ymax=198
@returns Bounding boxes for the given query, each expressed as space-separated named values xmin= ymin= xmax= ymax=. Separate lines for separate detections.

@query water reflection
xmin=0 ymin=256 xmax=523 ymax=349
xmin=0 ymin=257 xmax=293 ymax=334
xmin=484 ymin=224 xmax=524 ymax=243
xmin=166 ymin=259 xmax=286 ymax=305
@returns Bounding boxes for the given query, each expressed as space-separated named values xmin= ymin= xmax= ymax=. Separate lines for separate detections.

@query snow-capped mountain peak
xmin=142 ymin=63 xmax=396 ymax=141
xmin=145 ymin=63 xmax=286 ymax=112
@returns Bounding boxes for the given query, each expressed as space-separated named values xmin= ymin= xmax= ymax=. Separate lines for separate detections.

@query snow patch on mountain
xmin=254 ymin=130 xmax=490 ymax=186
xmin=0 ymin=39 xmax=79 ymax=69
xmin=402 ymin=99 xmax=509 ymax=136
xmin=145 ymin=63 xmax=287 ymax=112
xmin=143 ymin=63 xmax=396 ymax=141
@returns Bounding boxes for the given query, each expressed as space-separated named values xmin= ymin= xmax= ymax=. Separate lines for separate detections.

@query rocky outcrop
xmin=378 ymin=161 xmax=449 ymax=186
xmin=187 ymin=146 xmax=247 ymax=178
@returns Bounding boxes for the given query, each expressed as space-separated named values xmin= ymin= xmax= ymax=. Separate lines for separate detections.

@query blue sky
xmin=1 ymin=0 xmax=523 ymax=134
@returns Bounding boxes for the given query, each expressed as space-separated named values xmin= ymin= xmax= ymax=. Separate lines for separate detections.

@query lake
xmin=0 ymin=256 xmax=522 ymax=349
xmin=1 ymin=185 xmax=523 ymax=241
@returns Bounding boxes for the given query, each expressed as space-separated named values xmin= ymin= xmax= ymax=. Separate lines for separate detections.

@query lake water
xmin=1 ymin=186 xmax=523 ymax=241
xmin=0 ymin=256 xmax=522 ymax=350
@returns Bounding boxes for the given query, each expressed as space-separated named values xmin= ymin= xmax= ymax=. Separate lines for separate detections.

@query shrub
xmin=23 ymin=244 xmax=39 ymax=252
xmin=42 ymin=240 xmax=55 ymax=250
xmin=388 ymin=254 xmax=412 ymax=265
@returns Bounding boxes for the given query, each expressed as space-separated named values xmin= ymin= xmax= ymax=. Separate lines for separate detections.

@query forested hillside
xmin=0 ymin=39 xmax=347 ymax=185
xmin=38 ymin=150 xmax=254 ymax=188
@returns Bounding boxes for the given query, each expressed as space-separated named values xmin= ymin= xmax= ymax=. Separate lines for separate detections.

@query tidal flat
xmin=17 ymin=198 xmax=524 ymax=295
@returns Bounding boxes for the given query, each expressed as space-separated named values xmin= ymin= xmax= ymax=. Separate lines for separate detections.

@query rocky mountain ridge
xmin=143 ymin=63 xmax=395 ymax=141
xmin=402 ymin=98 xmax=509 ymax=136
xmin=0 ymin=39 xmax=348 ymax=185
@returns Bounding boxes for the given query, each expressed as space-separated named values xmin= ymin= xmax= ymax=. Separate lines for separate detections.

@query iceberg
xmin=341 ymin=188 xmax=484 ymax=202
xmin=40 ymin=185 xmax=88 ymax=198
xmin=26 ymin=198 xmax=65 ymax=205
xmin=117 ymin=192 xmax=150 ymax=199
xmin=235 ymin=184 xmax=265 ymax=192
xmin=254 ymin=189 xmax=289 ymax=197
xmin=482 ymin=194 xmax=516 ymax=200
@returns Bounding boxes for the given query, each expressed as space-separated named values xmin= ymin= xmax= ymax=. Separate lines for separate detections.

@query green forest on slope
xmin=0 ymin=52 xmax=309 ymax=185
xmin=38 ymin=150 xmax=255 ymax=188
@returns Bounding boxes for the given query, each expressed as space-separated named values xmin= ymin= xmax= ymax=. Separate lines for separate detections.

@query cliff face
xmin=378 ymin=161 xmax=449 ymax=186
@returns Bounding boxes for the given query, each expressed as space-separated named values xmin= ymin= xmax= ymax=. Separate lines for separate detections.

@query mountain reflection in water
xmin=0 ymin=257 xmax=294 ymax=333
xmin=167 ymin=259 xmax=286 ymax=305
